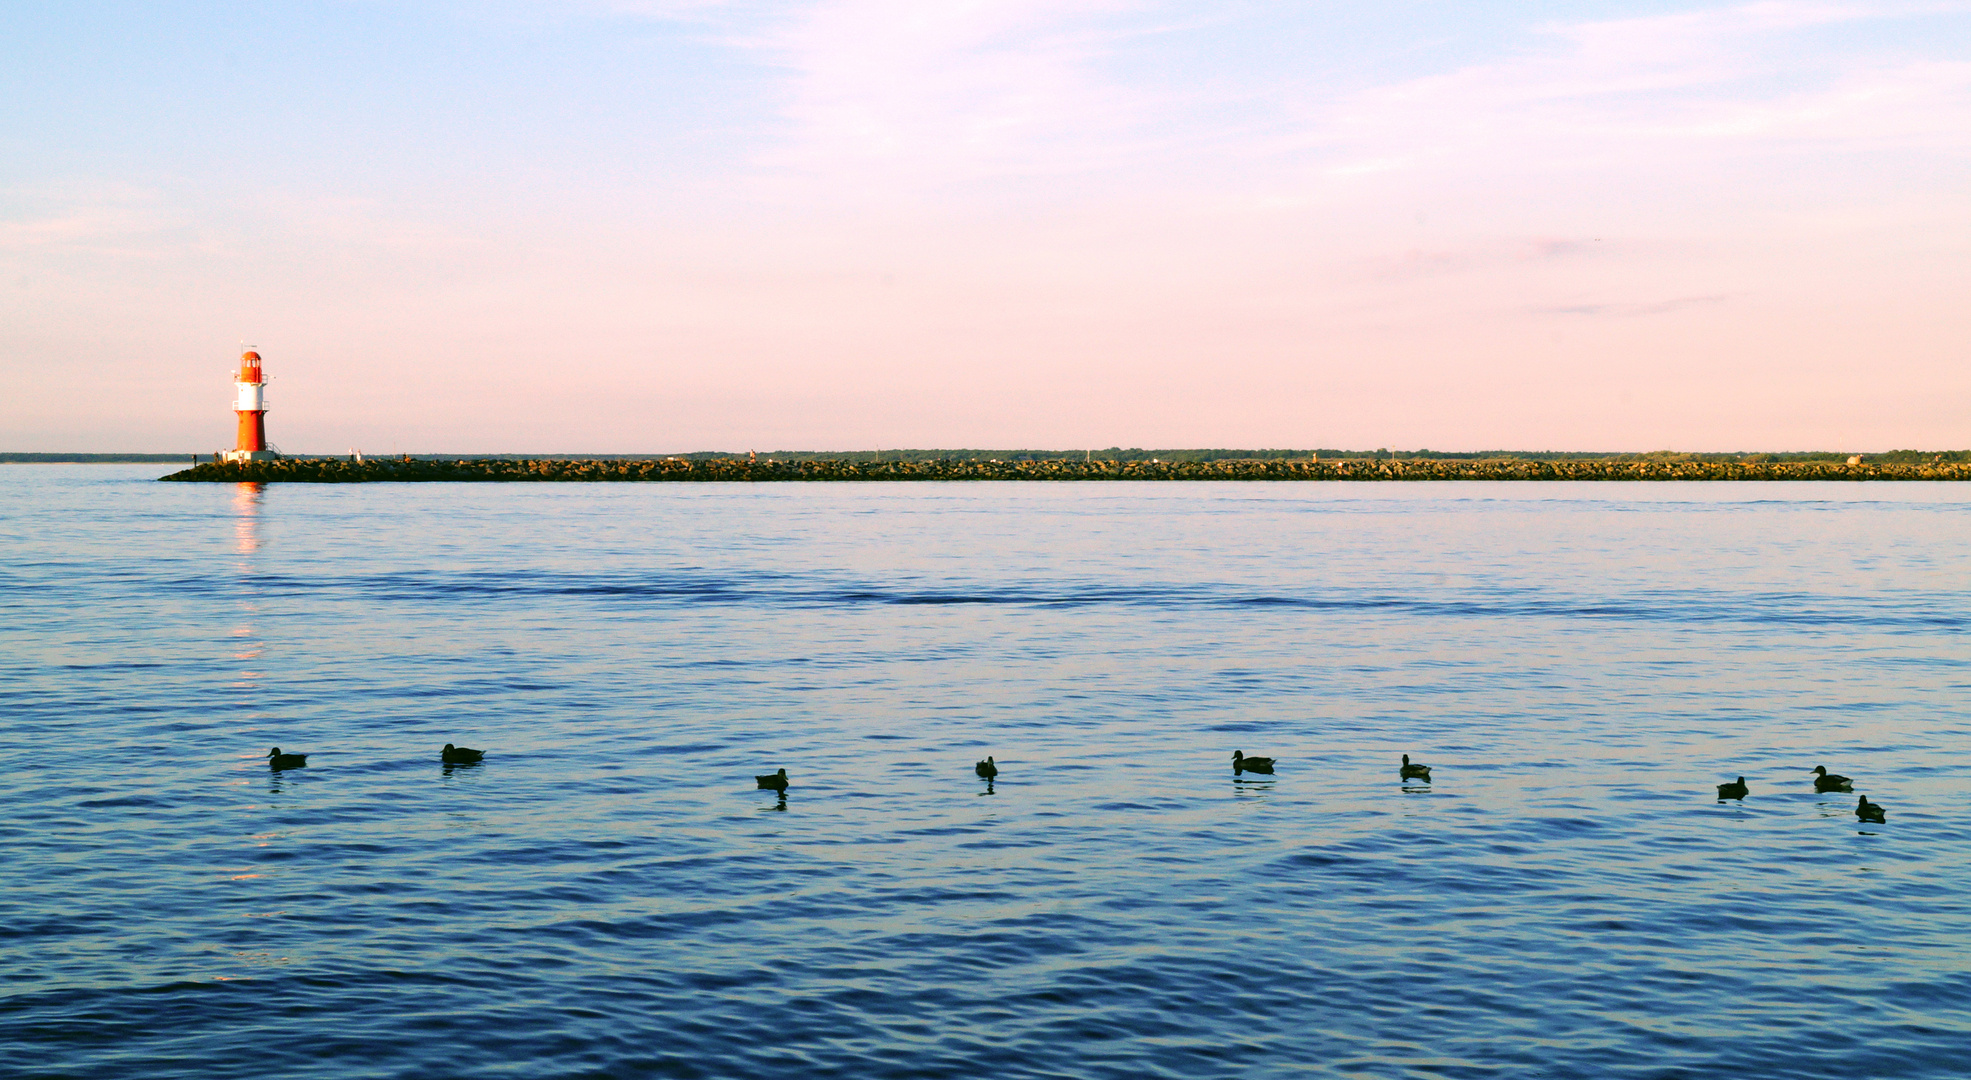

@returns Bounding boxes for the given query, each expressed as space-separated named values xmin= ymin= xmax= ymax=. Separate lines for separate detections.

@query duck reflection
xmin=760 ymin=792 xmax=788 ymax=812
xmin=979 ymin=779 xmax=995 ymax=796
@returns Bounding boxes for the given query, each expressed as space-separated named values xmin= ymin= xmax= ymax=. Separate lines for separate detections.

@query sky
xmin=3 ymin=0 xmax=1967 ymax=453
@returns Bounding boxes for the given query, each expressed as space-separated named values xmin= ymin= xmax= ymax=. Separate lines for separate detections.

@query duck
xmin=1400 ymin=754 xmax=1432 ymax=782
xmin=1232 ymin=751 xmax=1274 ymax=775
xmin=441 ymin=743 xmax=485 ymax=764
xmin=975 ymin=756 xmax=998 ymax=780
xmin=1716 ymin=776 xmax=1748 ymax=800
xmin=1856 ymin=795 xmax=1886 ymax=823
xmin=1812 ymin=766 xmax=1854 ymax=792
xmin=756 ymin=768 xmax=789 ymax=792
xmin=266 ymin=747 xmax=307 ymax=770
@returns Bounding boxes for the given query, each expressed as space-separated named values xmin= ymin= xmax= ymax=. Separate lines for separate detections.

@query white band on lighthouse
xmin=235 ymin=383 xmax=265 ymax=411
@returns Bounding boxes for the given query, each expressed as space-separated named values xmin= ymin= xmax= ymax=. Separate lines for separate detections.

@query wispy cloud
xmin=1535 ymin=294 xmax=1730 ymax=317
xmin=537 ymin=1 xmax=1971 ymax=199
xmin=0 ymin=183 xmax=178 ymax=256
xmin=1316 ymin=1 xmax=1971 ymax=176
xmin=747 ymin=0 xmax=1170 ymax=188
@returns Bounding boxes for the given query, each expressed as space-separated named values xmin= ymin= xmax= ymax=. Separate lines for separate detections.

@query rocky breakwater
xmin=160 ymin=457 xmax=1971 ymax=483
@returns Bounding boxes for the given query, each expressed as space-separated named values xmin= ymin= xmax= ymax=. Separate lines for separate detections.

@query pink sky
xmin=3 ymin=1 xmax=1967 ymax=452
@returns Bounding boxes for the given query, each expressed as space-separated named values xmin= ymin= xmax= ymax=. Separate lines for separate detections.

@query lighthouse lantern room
xmin=224 ymin=349 xmax=280 ymax=462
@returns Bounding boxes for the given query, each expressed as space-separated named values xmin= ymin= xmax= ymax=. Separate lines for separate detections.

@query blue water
xmin=3 ymin=466 xmax=1969 ymax=1079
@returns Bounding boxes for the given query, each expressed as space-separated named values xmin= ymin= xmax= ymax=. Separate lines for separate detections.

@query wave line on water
xmin=148 ymin=568 xmax=1971 ymax=631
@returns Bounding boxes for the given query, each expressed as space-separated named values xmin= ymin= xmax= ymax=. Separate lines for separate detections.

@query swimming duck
xmin=266 ymin=747 xmax=307 ymax=770
xmin=1812 ymin=766 xmax=1854 ymax=793
xmin=441 ymin=743 xmax=485 ymax=764
xmin=1232 ymin=751 xmax=1274 ymax=775
xmin=1856 ymin=795 xmax=1886 ymax=823
xmin=975 ymin=756 xmax=998 ymax=780
xmin=1401 ymin=754 xmax=1432 ymax=782
xmin=1716 ymin=776 xmax=1748 ymax=800
xmin=756 ymin=768 xmax=789 ymax=792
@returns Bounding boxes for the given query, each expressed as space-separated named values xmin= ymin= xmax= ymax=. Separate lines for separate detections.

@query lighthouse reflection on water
xmin=231 ymin=479 xmax=276 ymax=789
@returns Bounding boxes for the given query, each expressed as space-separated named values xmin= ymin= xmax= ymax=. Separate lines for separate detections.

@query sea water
xmin=2 ymin=466 xmax=1967 ymax=1079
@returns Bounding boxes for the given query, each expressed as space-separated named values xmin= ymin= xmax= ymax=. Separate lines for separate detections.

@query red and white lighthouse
xmin=224 ymin=349 xmax=279 ymax=462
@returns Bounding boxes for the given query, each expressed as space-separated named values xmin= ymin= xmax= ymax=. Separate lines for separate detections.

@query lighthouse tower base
xmin=223 ymin=450 xmax=281 ymax=463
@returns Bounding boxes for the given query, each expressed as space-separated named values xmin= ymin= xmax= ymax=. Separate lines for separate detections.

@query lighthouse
xmin=224 ymin=349 xmax=280 ymax=463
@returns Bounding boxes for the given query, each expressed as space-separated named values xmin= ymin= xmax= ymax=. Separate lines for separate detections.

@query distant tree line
xmin=1 ymin=453 xmax=204 ymax=463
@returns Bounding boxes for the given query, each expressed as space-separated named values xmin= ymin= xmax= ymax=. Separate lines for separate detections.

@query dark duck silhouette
xmin=1812 ymin=766 xmax=1854 ymax=792
xmin=1232 ymin=751 xmax=1274 ymax=775
xmin=756 ymin=768 xmax=789 ymax=792
xmin=975 ymin=756 xmax=998 ymax=780
xmin=1400 ymin=754 xmax=1432 ymax=782
xmin=441 ymin=743 xmax=485 ymax=764
xmin=1716 ymin=776 xmax=1748 ymax=800
xmin=266 ymin=747 xmax=307 ymax=770
xmin=1856 ymin=796 xmax=1886 ymax=823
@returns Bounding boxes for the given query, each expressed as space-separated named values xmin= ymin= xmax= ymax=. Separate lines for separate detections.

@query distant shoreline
xmin=158 ymin=457 xmax=1971 ymax=483
xmin=3 ymin=453 xmax=203 ymax=463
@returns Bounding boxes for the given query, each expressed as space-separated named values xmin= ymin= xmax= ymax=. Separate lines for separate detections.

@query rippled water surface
xmin=4 ymin=467 xmax=1969 ymax=1079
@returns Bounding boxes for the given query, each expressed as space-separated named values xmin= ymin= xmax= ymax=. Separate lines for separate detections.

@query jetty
xmin=160 ymin=455 xmax=1971 ymax=483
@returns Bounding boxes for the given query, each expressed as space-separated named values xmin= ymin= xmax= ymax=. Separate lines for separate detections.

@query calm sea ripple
xmin=2 ymin=466 xmax=1968 ymax=1079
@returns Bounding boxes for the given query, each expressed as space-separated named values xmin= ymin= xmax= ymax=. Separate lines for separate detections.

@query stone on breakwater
xmin=158 ymin=458 xmax=1971 ymax=483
